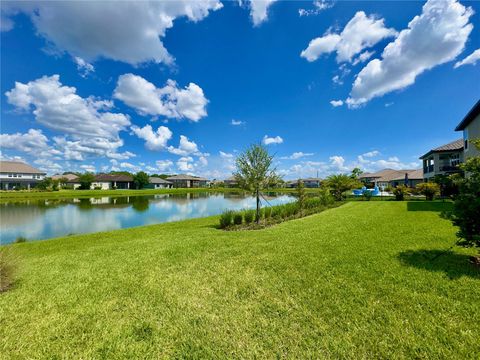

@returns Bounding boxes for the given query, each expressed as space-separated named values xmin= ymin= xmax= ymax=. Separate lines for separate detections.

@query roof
xmin=51 ymin=173 xmax=79 ymax=181
xmin=302 ymin=177 xmax=322 ymax=182
xmin=149 ymin=177 xmax=172 ymax=184
xmin=166 ymin=174 xmax=208 ymax=181
xmin=419 ymin=139 xmax=463 ymax=159
xmin=224 ymin=176 xmax=237 ymax=182
xmin=359 ymin=168 xmax=419 ymax=182
xmin=455 ymin=99 xmax=480 ymax=131
xmin=390 ymin=168 xmax=424 ymax=181
xmin=0 ymin=161 xmax=45 ymax=174
xmin=94 ymin=174 xmax=133 ymax=182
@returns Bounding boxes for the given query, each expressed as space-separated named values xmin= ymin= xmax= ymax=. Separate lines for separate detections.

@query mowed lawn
xmin=1 ymin=202 xmax=479 ymax=359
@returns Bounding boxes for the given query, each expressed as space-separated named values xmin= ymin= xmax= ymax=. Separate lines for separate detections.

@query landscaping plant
xmin=244 ymin=210 xmax=255 ymax=224
xmin=234 ymin=144 xmax=280 ymax=224
xmin=416 ymin=182 xmax=440 ymax=201
xmin=233 ymin=213 xmax=243 ymax=225
xmin=325 ymin=174 xmax=360 ymax=201
xmin=393 ymin=185 xmax=409 ymax=201
xmin=219 ymin=210 xmax=234 ymax=229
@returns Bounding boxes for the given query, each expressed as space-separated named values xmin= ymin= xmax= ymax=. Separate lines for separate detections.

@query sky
xmin=1 ymin=0 xmax=479 ymax=180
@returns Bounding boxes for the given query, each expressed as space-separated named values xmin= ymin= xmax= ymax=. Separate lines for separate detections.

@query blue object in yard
xmin=372 ymin=185 xmax=380 ymax=196
xmin=353 ymin=189 xmax=363 ymax=196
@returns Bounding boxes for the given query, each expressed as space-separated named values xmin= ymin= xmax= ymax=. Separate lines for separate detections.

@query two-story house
xmin=455 ymin=100 xmax=480 ymax=160
xmin=419 ymin=139 xmax=464 ymax=181
xmin=0 ymin=161 xmax=46 ymax=190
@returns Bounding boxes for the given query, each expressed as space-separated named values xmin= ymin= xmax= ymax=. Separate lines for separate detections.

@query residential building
xmin=166 ymin=174 xmax=209 ymax=188
xmin=419 ymin=139 xmax=464 ymax=181
xmin=359 ymin=168 xmax=423 ymax=188
xmin=0 ymin=161 xmax=46 ymax=190
xmin=224 ymin=176 xmax=238 ymax=188
xmin=302 ymin=177 xmax=322 ymax=188
xmin=455 ymin=99 xmax=480 ymax=160
xmin=51 ymin=173 xmax=81 ymax=189
xmin=92 ymin=174 xmax=134 ymax=189
xmin=147 ymin=177 xmax=173 ymax=189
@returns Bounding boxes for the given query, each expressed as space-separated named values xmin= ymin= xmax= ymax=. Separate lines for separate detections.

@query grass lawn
xmin=1 ymin=201 xmax=479 ymax=358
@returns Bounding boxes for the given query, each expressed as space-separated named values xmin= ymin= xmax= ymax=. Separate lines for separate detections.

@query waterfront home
xmin=166 ymin=174 xmax=209 ymax=188
xmin=419 ymin=139 xmax=464 ymax=181
xmin=0 ymin=161 xmax=46 ymax=190
xmin=223 ymin=176 xmax=238 ymax=188
xmin=285 ymin=178 xmax=322 ymax=188
xmin=359 ymin=168 xmax=423 ymax=188
xmin=455 ymin=99 xmax=480 ymax=160
xmin=147 ymin=177 xmax=173 ymax=189
xmin=51 ymin=173 xmax=81 ymax=189
xmin=92 ymin=174 xmax=134 ymax=190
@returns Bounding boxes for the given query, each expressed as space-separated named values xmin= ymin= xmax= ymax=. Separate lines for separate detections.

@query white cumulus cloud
xmin=114 ymin=74 xmax=208 ymax=122
xmin=330 ymin=100 xmax=343 ymax=107
xmin=1 ymin=1 xmax=223 ymax=65
xmin=156 ymin=160 xmax=174 ymax=172
xmin=347 ymin=0 xmax=473 ymax=107
xmin=131 ymin=125 xmax=173 ymax=151
xmin=262 ymin=135 xmax=283 ymax=145
xmin=243 ymin=0 xmax=278 ymax=26
xmin=301 ymin=11 xmax=396 ymax=63
xmin=454 ymin=48 xmax=480 ymax=68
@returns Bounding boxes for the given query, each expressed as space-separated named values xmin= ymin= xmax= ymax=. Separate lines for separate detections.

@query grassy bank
xmin=1 ymin=202 xmax=478 ymax=358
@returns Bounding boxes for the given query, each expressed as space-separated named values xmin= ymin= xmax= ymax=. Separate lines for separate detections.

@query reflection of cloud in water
xmin=1 ymin=193 xmax=294 ymax=243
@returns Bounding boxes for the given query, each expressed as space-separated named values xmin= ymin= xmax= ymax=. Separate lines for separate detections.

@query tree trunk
xmin=256 ymin=188 xmax=260 ymax=224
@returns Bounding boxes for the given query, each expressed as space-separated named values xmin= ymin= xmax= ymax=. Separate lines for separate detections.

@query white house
xmin=0 ymin=161 xmax=46 ymax=190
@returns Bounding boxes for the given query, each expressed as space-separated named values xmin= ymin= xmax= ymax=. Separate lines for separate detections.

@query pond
xmin=0 ymin=192 xmax=295 ymax=244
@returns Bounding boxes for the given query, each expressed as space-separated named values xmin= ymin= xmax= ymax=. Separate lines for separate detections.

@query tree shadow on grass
xmin=406 ymin=201 xmax=453 ymax=212
xmin=398 ymin=249 xmax=480 ymax=280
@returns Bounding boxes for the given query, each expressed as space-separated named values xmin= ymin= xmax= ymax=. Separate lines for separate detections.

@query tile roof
xmin=51 ymin=173 xmax=79 ymax=181
xmin=0 ymin=161 xmax=45 ymax=174
xmin=94 ymin=174 xmax=133 ymax=182
xmin=359 ymin=168 xmax=422 ymax=182
xmin=166 ymin=174 xmax=208 ymax=181
xmin=149 ymin=177 xmax=172 ymax=184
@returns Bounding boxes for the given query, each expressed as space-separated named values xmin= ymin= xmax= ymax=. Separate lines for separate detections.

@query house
xmin=359 ymin=168 xmax=423 ymax=188
xmin=455 ymin=99 xmax=480 ymax=160
xmin=166 ymin=174 xmax=209 ymax=188
xmin=224 ymin=176 xmax=238 ymax=188
xmin=0 ymin=161 xmax=46 ymax=190
xmin=147 ymin=177 xmax=173 ymax=189
xmin=419 ymin=139 xmax=464 ymax=181
xmin=92 ymin=174 xmax=134 ymax=189
xmin=302 ymin=177 xmax=322 ymax=188
xmin=51 ymin=173 xmax=81 ymax=189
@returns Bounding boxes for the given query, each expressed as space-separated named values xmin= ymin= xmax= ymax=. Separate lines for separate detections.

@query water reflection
xmin=0 ymin=192 xmax=293 ymax=244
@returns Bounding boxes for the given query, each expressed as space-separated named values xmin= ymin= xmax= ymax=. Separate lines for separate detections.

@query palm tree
xmin=325 ymin=174 xmax=359 ymax=201
xmin=234 ymin=144 xmax=280 ymax=223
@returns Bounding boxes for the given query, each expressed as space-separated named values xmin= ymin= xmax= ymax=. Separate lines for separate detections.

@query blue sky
xmin=1 ymin=0 xmax=479 ymax=179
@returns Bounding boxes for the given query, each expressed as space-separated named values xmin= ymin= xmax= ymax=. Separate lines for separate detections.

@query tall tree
xmin=133 ymin=171 xmax=150 ymax=189
xmin=78 ymin=173 xmax=95 ymax=190
xmin=234 ymin=144 xmax=280 ymax=223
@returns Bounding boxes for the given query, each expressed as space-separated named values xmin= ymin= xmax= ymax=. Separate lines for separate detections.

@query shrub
xmin=264 ymin=207 xmax=272 ymax=218
xmin=318 ymin=187 xmax=335 ymax=206
xmin=271 ymin=205 xmax=282 ymax=219
xmin=15 ymin=236 xmax=27 ymax=243
xmin=362 ymin=190 xmax=372 ymax=201
xmin=94 ymin=186 xmax=102 ymax=190
xmin=416 ymin=182 xmax=440 ymax=201
xmin=324 ymin=174 xmax=360 ymax=201
xmin=219 ymin=210 xmax=234 ymax=228
xmin=393 ymin=185 xmax=409 ymax=201
xmin=0 ymin=247 xmax=17 ymax=292
xmin=244 ymin=210 xmax=255 ymax=224
xmin=233 ymin=212 xmax=243 ymax=225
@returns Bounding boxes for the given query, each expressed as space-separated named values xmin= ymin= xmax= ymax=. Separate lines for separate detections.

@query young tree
xmin=416 ymin=182 xmax=440 ymax=201
xmin=392 ymin=185 xmax=409 ymax=201
xmin=325 ymin=174 xmax=359 ymax=201
xmin=78 ymin=173 xmax=95 ymax=190
xmin=234 ymin=144 xmax=280 ymax=224
xmin=133 ymin=171 xmax=150 ymax=189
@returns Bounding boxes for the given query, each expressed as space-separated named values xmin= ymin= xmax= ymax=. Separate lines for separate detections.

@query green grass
xmin=1 ymin=202 xmax=479 ymax=358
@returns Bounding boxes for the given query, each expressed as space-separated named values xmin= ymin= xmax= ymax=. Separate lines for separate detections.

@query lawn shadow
xmin=398 ymin=249 xmax=480 ymax=280
xmin=406 ymin=201 xmax=452 ymax=212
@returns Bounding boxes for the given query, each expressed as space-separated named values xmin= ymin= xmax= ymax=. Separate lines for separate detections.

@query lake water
xmin=0 ymin=192 xmax=294 ymax=244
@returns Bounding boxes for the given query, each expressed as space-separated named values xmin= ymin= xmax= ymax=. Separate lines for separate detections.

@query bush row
xmin=219 ymin=195 xmax=336 ymax=229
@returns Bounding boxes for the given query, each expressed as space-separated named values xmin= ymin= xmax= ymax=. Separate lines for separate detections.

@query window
xmin=464 ymin=129 xmax=469 ymax=150
xmin=450 ymin=153 xmax=461 ymax=167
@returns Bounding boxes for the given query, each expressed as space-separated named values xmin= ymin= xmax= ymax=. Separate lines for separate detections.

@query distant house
xmin=224 ymin=176 xmax=238 ymax=188
xmin=51 ymin=173 xmax=81 ymax=189
xmin=419 ymin=139 xmax=464 ymax=181
xmin=359 ymin=168 xmax=423 ymax=188
xmin=92 ymin=174 xmax=134 ymax=189
xmin=147 ymin=177 xmax=172 ymax=189
xmin=455 ymin=99 xmax=480 ymax=160
xmin=166 ymin=174 xmax=209 ymax=188
xmin=0 ymin=161 xmax=46 ymax=190
xmin=285 ymin=178 xmax=322 ymax=188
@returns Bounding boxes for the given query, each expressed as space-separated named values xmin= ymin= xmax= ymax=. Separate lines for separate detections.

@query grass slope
xmin=1 ymin=202 xmax=479 ymax=358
